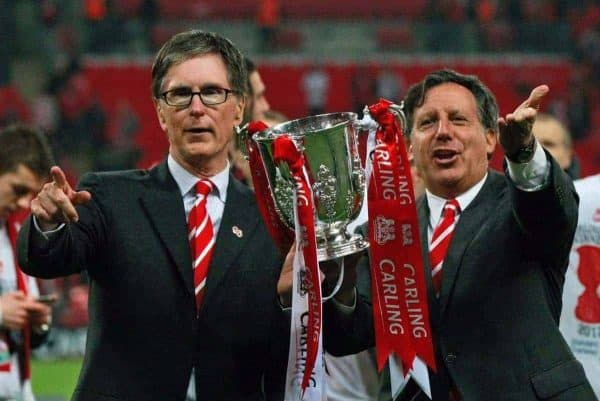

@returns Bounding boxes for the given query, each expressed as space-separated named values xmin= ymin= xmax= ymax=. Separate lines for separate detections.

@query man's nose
xmin=435 ymin=118 xmax=452 ymax=138
xmin=189 ymin=94 xmax=207 ymax=115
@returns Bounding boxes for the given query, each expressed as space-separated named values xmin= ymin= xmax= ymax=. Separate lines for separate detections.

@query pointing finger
xmin=523 ymin=85 xmax=549 ymax=111
xmin=50 ymin=166 xmax=71 ymax=192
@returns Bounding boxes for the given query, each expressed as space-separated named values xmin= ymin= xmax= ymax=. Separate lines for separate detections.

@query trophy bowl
xmin=252 ymin=112 xmax=368 ymax=261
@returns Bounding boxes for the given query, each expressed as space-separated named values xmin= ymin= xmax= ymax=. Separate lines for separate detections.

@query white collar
xmin=426 ymin=173 xmax=488 ymax=226
xmin=167 ymin=154 xmax=229 ymax=202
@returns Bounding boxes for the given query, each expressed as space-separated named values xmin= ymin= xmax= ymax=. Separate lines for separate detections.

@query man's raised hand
xmin=30 ymin=166 xmax=92 ymax=231
xmin=498 ymin=84 xmax=549 ymax=157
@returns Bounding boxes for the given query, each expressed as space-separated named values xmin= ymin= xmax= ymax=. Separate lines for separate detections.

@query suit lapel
xmin=202 ymin=177 xmax=260 ymax=305
xmin=140 ymin=161 xmax=195 ymax=297
xmin=438 ymin=172 xmax=501 ymax=317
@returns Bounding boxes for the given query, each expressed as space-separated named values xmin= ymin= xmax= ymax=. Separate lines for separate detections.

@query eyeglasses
xmin=160 ymin=87 xmax=239 ymax=107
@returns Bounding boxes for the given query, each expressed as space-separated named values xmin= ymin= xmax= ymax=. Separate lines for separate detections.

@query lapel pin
xmin=232 ymin=226 xmax=243 ymax=238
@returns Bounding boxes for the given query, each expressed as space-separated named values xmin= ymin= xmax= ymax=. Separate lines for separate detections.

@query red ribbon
xmin=246 ymin=121 xmax=294 ymax=254
xmin=273 ymin=135 xmax=322 ymax=394
xmin=367 ymin=99 xmax=436 ymax=373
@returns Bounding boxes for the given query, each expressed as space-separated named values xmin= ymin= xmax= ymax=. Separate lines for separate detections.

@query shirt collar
xmin=167 ymin=154 xmax=229 ymax=203
xmin=426 ymin=172 xmax=488 ymax=226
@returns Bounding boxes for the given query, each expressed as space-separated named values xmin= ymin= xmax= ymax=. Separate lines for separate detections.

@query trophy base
xmin=317 ymin=236 xmax=369 ymax=261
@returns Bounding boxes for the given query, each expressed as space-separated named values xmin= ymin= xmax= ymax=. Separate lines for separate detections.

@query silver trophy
xmin=249 ymin=112 xmax=369 ymax=261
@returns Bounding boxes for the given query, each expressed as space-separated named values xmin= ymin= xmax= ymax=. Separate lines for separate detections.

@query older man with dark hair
xmin=18 ymin=30 xmax=292 ymax=401
xmin=333 ymin=69 xmax=596 ymax=401
xmin=20 ymin=28 xmax=367 ymax=401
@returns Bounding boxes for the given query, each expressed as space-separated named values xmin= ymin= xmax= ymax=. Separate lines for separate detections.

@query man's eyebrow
xmin=415 ymin=109 xmax=436 ymax=119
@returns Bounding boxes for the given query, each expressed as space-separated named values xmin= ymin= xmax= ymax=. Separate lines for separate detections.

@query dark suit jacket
xmin=17 ymin=161 xmax=290 ymax=401
xmin=327 ymin=156 xmax=597 ymax=401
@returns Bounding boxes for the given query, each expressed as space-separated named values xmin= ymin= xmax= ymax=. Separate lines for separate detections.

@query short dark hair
xmin=0 ymin=124 xmax=54 ymax=179
xmin=151 ymin=30 xmax=247 ymax=99
xmin=403 ymin=69 xmax=499 ymax=137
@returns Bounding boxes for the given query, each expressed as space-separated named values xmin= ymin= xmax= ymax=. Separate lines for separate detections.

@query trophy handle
xmin=388 ymin=101 xmax=407 ymax=133
xmin=354 ymin=101 xmax=407 ymax=134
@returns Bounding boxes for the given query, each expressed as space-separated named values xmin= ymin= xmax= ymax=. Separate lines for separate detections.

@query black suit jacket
xmin=18 ymin=161 xmax=289 ymax=401
xmin=328 ymin=156 xmax=597 ymax=401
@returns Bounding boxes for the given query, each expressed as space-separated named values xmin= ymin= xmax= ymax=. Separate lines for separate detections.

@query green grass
xmin=31 ymin=358 xmax=82 ymax=399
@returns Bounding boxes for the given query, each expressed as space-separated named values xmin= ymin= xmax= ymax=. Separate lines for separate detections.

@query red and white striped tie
xmin=429 ymin=199 xmax=460 ymax=297
xmin=188 ymin=180 xmax=215 ymax=310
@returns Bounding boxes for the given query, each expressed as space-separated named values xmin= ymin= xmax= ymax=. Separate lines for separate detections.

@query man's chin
xmin=426 ymin=171 xmax=464 ymax=194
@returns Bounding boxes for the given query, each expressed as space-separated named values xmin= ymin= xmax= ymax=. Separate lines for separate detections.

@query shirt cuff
xmin=32 ymin=216 xmax=65 ymax=240
xmin=506 ymin=139 xmax=550 ymax=191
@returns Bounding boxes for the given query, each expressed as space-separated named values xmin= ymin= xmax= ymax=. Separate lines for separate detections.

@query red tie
xmin=429 ymin=199 xmax=460 ymax=296
xmin=188 ymin=180 xmax=215 ymax=310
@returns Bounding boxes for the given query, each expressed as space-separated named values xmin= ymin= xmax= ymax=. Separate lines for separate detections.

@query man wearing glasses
xmin=17 ymin=30 xmax=299 ymax=401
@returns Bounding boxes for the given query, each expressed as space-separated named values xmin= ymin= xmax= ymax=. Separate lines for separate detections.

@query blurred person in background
xmin=243 ymin=57 xmax=271 ymax=124
xmin=232 ymin=57 xmax=273 ymax=188
xmin=335 ymin=69 xmax=597 ymax=401
xmin=532 ymin=113 xmax=580 ymax=179
xmin=0 ymin=124 xmax=54 ymax=401
xmin=559 ymin=170 xmax=600 ymax=399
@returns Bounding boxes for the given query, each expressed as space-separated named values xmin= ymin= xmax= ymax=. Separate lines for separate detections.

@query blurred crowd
xmin=0 ymin=0 xmax=598 ymax=361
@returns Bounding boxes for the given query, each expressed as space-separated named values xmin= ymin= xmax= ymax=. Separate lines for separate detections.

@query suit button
xmin=445 ymin=353 xmax=457 ymax=364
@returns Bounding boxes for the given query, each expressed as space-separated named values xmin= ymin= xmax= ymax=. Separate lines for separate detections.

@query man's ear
xmin=233 ymin=97 xmax=246 ymax=126
xmin=485 ymin=129 xmax=498 ymax=160
xmin=154 ymin=98 xmax=167 ymax=132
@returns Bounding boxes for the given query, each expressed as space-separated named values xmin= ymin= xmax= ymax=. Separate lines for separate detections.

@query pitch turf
xmin=32 ymin=358 xmax=82 ymax=399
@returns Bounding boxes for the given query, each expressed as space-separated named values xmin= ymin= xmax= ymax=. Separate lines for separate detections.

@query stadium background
xmin=0 ymin=0 xmax=598 ymax=399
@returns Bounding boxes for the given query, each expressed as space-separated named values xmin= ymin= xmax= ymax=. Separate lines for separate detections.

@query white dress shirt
xmin=167 ymin=155 xmax=229 ymax=234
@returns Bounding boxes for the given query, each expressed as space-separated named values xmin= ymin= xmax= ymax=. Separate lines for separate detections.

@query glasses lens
xmin=201 ymin=88 xmax=227 ymax=105
xmin=165 ymin=88 xmax=192 ymax=107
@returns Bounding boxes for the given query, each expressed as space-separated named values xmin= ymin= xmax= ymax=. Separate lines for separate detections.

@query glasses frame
xmin=159 ymin=87 xmax=240 ymax=108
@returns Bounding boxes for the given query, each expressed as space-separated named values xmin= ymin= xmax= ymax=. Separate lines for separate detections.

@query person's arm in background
xmin=0 ymin=289 xmax=51 ymax=346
